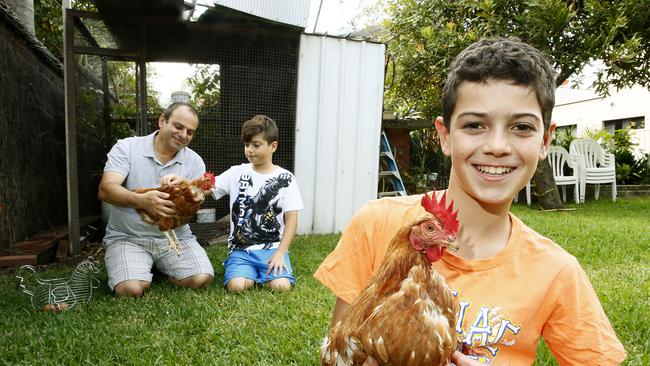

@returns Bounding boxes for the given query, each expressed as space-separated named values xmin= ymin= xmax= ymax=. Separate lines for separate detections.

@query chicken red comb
xmin=421 ymin=191 xmax=459 ymax=234
xmin=203 ymin=172 xmax=216 ymax=185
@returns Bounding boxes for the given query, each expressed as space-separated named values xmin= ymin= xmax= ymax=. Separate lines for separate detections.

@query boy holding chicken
xmin=211 ymin=115 xmax=304 ymax=292
xmin=315 ymin=38 xmax=626 ymax=365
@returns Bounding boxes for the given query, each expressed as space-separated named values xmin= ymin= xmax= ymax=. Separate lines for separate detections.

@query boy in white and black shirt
xmin=212 ymin=115 xmax=303 ymax=292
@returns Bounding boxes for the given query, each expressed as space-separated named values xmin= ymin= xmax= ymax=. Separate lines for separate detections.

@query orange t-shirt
xmin=314 ymin=194 xmax=626 ymax=365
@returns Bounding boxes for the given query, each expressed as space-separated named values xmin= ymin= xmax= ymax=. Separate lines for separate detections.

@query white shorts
xmin=103 ymin=236 xmax=214 ymax=290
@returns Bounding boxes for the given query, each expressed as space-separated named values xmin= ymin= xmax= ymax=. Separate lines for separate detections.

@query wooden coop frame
xmin=62 ymin=4 xmax=302 ymax=253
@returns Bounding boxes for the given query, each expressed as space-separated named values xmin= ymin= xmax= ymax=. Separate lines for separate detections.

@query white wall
xmin=294 ymin=34 xmax=385 ymax=234
xmin=553 ymin=85 xmax=650 ymax=156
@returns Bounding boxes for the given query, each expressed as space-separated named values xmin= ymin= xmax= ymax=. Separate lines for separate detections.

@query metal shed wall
xmin=294 ymin=34 xmax=385 ymax=234
xmin=213 ymin=0 xmax=310 ymax=28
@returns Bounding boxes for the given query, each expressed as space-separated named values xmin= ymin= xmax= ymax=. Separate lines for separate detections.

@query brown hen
xmin=321 ymin=192 xmax=459 ymax=366
xmin=132 ymin=172 xmax=215 ymax=255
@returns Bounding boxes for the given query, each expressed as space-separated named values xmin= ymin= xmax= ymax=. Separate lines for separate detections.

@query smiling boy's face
xmin=435 ymin=79 xmax=555 ymax=206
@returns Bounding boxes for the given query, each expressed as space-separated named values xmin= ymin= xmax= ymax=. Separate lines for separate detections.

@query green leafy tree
xmin=187 ymin=64 xmax=221 ymax=114
xmin=105 ymin=61 xmax=163 ymax=139
xmin=185 ymin=64 xmax=221 ymax=167
xmin=382 ymin=0 xmax=650 ymax=209
xmin=34 ymin=0 xmax=162 ymax=146
xmin=34 ymin=0 xmax=96 ymax=60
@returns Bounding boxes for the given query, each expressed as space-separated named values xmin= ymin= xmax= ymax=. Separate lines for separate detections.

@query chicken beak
xmin=446 ymin=239 xmax=459 ymax=252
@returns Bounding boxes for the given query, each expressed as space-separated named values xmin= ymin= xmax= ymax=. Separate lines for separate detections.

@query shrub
xmin=409 ymin=129 xmax=450 ymax=191
xmin=552 ymin=126 xmax=576 ymax=151
xmin=632 ymin=153 xmax=650 ymax=184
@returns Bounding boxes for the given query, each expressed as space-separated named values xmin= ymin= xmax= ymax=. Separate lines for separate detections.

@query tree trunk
xmin=533 ymin=158 xmax=564 ymax=209
xmin=532 ymin=81 xmax=573 ymax=210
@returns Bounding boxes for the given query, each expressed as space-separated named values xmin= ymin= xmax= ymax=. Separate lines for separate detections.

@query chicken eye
xmin=426 ymin=223 xmax=435 ymax=232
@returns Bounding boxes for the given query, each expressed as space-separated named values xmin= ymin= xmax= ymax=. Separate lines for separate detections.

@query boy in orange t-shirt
xmin=315 ymin=38 xmax=626 ymax=365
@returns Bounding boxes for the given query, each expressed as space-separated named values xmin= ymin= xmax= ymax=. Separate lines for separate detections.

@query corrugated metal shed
xmin=213 ymin=0 xmax=310 ymax=28
xmin=294 ymin=34 xmax=386 ymax=234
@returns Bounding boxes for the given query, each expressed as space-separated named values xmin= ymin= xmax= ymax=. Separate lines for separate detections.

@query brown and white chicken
xmin=321 ymin=192 xmax=460 ymax=366
xmin=132 ymin=172 xmax=215 ymax=255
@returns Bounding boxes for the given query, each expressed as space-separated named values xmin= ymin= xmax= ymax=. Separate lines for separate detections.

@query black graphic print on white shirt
xmin=229 ymin=172 xmax=293 ymax=250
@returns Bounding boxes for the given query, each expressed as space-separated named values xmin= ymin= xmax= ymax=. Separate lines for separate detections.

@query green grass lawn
xmin=0 ymin=197 xmax=648 ymax=365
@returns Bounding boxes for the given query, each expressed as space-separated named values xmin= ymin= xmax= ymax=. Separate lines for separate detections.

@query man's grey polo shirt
xmin=103 ymin=131 xmax=205 ymax=241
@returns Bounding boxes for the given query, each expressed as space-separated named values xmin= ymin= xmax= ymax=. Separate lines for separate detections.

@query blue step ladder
xmin=378 ymin=131 xmax=407 ymax=197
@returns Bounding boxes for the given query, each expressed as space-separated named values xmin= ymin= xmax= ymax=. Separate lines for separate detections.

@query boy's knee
xmin=226 ymin=277 xmax=255 ymax=293
xmin=266 ymin=278 xmax=292 ymax=292
xmin=172 ymin=273 xmax=213 ymax=289
xmin=114 ymin=280 xmax=150 ymax=297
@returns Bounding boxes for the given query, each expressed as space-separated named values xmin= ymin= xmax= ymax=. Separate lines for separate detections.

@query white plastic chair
xmin=569 ymin=138 xmax=617 ymax=202
xmin=547 ymin=146 xmax=580 ymax=203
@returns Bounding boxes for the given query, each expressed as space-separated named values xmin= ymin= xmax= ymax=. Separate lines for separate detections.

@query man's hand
xmin=139 ymin=190 xmax=176 ymax=217
xmin=160 ymin=174 xmax=187 ymax=186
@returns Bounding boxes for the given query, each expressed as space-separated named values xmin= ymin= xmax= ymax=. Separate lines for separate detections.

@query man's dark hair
xmin=241 ymin=115 xmax=279 ymax=143
xmin=441 ymin=37 xmax=556 ymax=130
xmin=162 ymin=102 xmax=198 ymax=122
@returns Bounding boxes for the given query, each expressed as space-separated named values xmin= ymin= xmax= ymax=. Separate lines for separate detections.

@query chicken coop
xmin=62 ymin=0 xmax=385 ymax=250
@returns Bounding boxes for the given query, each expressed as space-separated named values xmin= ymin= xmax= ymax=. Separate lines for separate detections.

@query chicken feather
xmin=322 ymin=192 xmax=459 ymax=366
xmin=132 ymin=172 xmax=215 ymax=255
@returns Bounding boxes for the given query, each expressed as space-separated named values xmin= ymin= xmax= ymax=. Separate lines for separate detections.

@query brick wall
xmin=385 ymin=128 xmax=411 ymax=171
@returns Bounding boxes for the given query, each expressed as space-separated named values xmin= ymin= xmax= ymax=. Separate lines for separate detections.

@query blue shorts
xmin=223 ymin=249 xmax=295 ymax=286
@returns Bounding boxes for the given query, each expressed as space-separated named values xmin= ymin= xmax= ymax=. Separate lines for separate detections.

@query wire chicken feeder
xmin=16 ymin=257 xmax=101 ymax=312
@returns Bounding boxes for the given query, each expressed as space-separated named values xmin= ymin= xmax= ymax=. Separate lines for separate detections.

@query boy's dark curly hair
xmin=241 ymin=115 xmax=279 ymax=143
xmin=441 ymin=37 xmax=556 ymax=130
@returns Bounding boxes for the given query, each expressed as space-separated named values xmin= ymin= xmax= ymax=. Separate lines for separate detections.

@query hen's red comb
xmin=204 ymin=172 xmax=216 ymax=184
xmin=421 ymin=191 xmax=459 ymax=234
